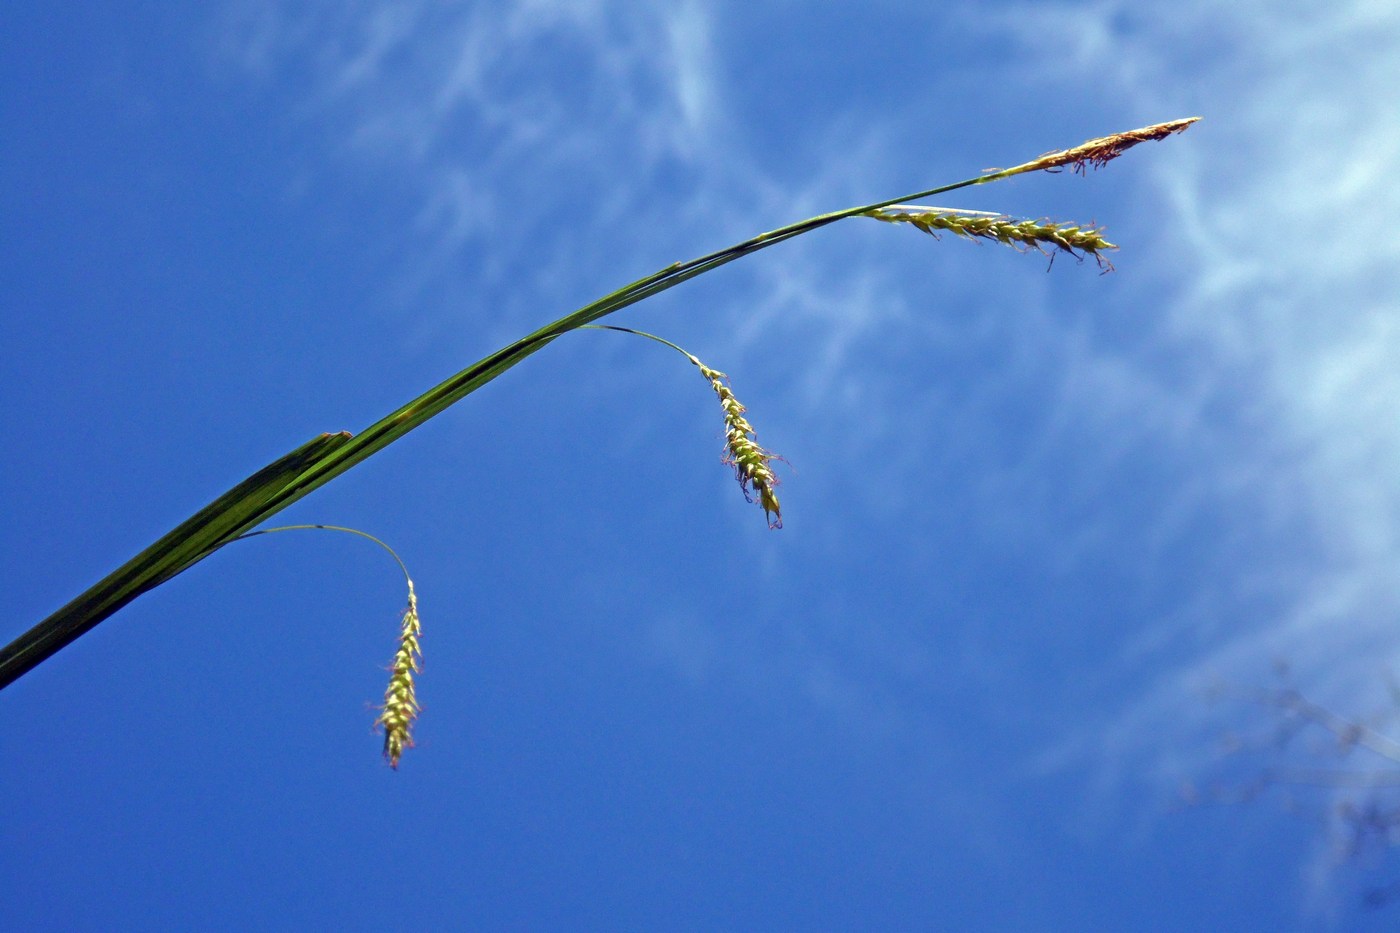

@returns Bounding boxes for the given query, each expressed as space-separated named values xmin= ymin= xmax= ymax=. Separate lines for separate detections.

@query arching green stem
xmin=224 ymin=524 xmax=412 ymax=589
xmin=0 ymin=117 xmax=1199 ymax=689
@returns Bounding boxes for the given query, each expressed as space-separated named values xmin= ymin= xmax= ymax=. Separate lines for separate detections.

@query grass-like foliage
xmin=0 ymin=118 xmax=1199 ymax=764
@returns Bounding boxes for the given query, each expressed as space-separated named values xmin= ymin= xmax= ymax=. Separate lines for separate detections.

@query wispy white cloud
xmin=215 ymin=0 xmax=741 ymax=335
xmin=958 ymin=1 xmax=1400 ymax=900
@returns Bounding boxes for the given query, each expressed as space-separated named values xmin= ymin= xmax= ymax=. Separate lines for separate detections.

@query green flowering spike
xmin=374 ymin=582 xmax=422 ymax=769
xmin=214 ymin=523 xmax=424 ymax=768
xmin=698 ymin=364 xmax=783 ymax=528
xmin=581 ymin=325 xmax=784 ymax=528
xmin=864 ymin=206 xmax=1118 ymax=270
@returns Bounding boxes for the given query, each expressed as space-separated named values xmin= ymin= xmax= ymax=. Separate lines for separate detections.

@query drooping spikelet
xmin=698 ymin=363 xmax=782 ymax=528
xmin=373 ymin=582 xmax=422 ymax=768
xmin=1006 ymin=117 xmax=1201 ymax=176
xmin=864 ymin=206 xmax=1117 ymax=269
xmin=579 ymin=324 xmax=786 ymax=528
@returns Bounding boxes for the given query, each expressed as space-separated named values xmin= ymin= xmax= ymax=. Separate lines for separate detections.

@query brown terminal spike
xmin=1015 ymin=117 xmax=1201 ymax=176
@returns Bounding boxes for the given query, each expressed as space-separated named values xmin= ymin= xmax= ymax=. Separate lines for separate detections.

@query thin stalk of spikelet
xmin=863 ymin=206 xmax=1117 ymax=269
xmin=996 ymin=117 xmax=1200 ymax=178
xmin=581 ymin=325 xmax=783 ymax=527
xmin=374 ymin=582 xmax=422 ymax=769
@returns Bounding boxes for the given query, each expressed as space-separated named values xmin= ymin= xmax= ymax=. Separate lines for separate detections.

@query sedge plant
xmin=0 ymin=118 xmax=1199 ymax=766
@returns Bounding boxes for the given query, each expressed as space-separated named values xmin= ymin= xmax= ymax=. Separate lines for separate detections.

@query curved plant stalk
xmin=222 ymin=524 xmax=423 ymax=767
xmin=0 ymin=117 xmax=1199 ymax=690
xmin=225 ymin=523 xmax=413 ymax=581
xmin=582 ymin=324 xmax=784 ymax=527
xmin=224 ymin=523 xmax=425 ymax=768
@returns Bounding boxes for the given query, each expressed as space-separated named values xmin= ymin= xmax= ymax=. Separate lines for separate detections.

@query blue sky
xmin=5 ymin=2 xmax=1400 ymax=930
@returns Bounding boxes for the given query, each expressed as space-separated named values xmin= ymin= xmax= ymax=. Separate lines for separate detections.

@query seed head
xmin=698 ymin=364 xmax=783 ymax=528
xmin=373 ymin=583 xmax=422 ymax=768
xmin=1008 ymin=117 xmax=1201 ymax=176
xmin=865 ymin=206 xmax=1117 ymax=269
